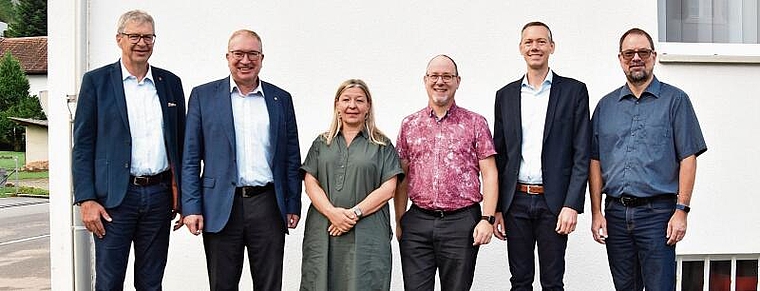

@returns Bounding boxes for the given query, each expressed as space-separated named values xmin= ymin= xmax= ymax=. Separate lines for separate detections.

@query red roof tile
xmin=0 ymin=36 xmax=47 ymax=74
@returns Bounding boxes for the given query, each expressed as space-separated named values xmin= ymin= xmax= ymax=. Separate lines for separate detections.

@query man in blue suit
xmin=72 ymin=10 xmax=186 ymax=291
xmin=181 ymin=29 xmax=301 ymax=291
xmin=492 ymin=21 xmax=590 ymax=290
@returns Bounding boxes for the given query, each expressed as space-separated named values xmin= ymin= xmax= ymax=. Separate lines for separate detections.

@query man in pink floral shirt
xmin=394 ymin=55 xmax=499 ymax=291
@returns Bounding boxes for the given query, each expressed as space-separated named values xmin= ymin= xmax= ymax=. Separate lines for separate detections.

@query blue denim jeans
xmin=94 ymin=182 xmax=172 ymax=291
xmin=604 ymin=196 xmax=676 ymax=291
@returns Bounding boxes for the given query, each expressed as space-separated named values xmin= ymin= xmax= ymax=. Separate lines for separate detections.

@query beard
xmin=626 ymin=68 xmax=650 ymax=85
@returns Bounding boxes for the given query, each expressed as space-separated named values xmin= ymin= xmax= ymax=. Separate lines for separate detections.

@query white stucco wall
xmin=27 ymin=74 xmax=46 ymax=98
xmin=24 ymin=125 xmax=48 ymax=163
xmin=48 ymin=0 xmax=759 ymax=290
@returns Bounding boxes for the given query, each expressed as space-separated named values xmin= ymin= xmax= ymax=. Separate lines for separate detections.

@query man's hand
xmin=555 ymin=207 xmax=578 ymax=235
xmin=395 ymin=224 xmax=402 ymax=242
xmin=473 ymin=220 xmax=494 ymax=246
xmin=287 ymin=214 xmax=300 ymax=229
xmin=493 ymin=212 xmax=506 ymax=241
xmin=666 ymin=210 xmax=688 ymax=245
xmin=591 ymin=213 xmax=608 ymax=244
xmin=183 ymin=214 xmax=204 ymax=236
xmin=173 ymin=213 xmax=184 ymax=231
xmin=80 ymin=200 xmax=111 ymax=239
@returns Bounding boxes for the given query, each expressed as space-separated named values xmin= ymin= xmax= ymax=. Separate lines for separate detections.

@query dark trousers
xmin=94 ymin=182 xmax=173 ymax=291
xmin=505 ymin=192 xmax=567 ymax=291
xmin=604 ymin=196 xmax=676 ymax=291
xmin=203 ymin=188 xmax=285 ymax=291
xmin=399 ymin=204 xmax=481 ymax=291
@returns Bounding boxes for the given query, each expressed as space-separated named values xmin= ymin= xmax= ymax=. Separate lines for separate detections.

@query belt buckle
xmin=526 ymin=185 xmax=538 ymax=194
xmin=132 ymin=176 xmax=148 ymax=186
xmin=240 ymin=187 xmax=253 ymax=198
xmin=619 ymin=196 xmax=635 ymax=207
xmin=433 ymin=210 xmax=445 ymax=218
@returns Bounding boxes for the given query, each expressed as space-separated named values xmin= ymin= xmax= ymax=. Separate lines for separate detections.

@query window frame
xmin=657 ymin=0 xmax=760 ymax=63
xmin=677 ymin=254 xmax=760 ymax=291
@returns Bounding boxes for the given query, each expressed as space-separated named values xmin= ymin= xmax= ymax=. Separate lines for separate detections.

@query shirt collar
xmin=619 ymin=76 xmax=661 ymax=100
xmin=339 ymin=127 xmax=370 ymax=139
xmin=520 ymin=69 xmax=553 ymax=88
xmin=229 ymin=76 xmax=263 ymax=96
xmin=120 ymin=59 xmax=154 ymax=83
xmin=427 ymin=102 xmax=459 ymax=121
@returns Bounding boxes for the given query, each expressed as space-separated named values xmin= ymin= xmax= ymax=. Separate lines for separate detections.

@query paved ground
xmin=0 ymin=198 xmax=50 ymax=291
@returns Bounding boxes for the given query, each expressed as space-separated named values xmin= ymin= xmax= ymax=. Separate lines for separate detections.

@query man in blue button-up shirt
xmin=589 ymin=28 xmax=707 ymax=291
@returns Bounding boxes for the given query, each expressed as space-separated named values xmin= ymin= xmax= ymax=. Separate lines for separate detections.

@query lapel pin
xmin=274 ymin=96 xmax=278 ymax=100
xmin=158 ymin=76 xmax=163 ymax=81
xmin=168 ymin=102 xmax=177 ymax=107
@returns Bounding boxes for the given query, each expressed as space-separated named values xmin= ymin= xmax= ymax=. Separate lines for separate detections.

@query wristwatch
xmin=352 ymin=206 xmax=363 ymax=219
xmin=481 ymin=215 xmax=495 ymax=224
xmin=675 ymin=204 xmax=691 ymax=213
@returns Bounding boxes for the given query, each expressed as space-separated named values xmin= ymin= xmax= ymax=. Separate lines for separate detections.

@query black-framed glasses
xmin=229 ymin=50 xmax=262 ymax=60
xmin=620 ymin=49 xmax=653 ymax=60
xmin=426 ymin=74 xmax=457 ymax=83
xmin=120 ymin=33 xmax=156 ymax=44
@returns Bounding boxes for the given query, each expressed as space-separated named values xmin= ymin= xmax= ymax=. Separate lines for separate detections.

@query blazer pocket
xmin=202 ymin=177 xmax=216 ymax=188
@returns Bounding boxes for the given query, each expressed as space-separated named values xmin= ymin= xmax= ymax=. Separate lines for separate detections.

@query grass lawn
xmin=0 ymin=151 xmax=49 ymax=197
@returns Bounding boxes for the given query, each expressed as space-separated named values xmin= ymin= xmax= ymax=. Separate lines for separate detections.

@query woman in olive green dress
xmin=300 ymin=79 xmax=403 ymax=291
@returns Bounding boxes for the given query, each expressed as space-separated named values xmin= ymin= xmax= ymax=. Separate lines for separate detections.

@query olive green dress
xmin=299 ymin=131 xmax=403 ymax=291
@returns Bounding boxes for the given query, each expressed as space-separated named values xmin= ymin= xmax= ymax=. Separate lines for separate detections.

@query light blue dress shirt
xmin=121 ymin=61 xmax=168 ymax=176
xmin=518 ymin=70 xmax=553 ymax=184
xmin=229 ymin=77 xmax=274 ymax=187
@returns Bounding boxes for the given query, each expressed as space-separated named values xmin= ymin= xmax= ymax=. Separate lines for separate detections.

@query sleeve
xmin=590 ymin=101 xmax=602 ymax=161
xmin=396 ymin=119 xmax=409 ymax=162
xmin=72 ymin=72 xmax=98 ymax=204
xmin=180 ymin=87 xmax=204 ymax=215
xmin=300 ymin=136 xmax=323 ymax=178
xmin=564 ymin=82 xmax=591 ymax=213
xmin=283 ymin=92 xmax=303 ymax=215
xmin=474 ymin=115 xmax=497 ymax=160
xmin=379 ymin=140 xmax=405 ymax=184
xmin=672 ymin=93 xmax=707 ymax=160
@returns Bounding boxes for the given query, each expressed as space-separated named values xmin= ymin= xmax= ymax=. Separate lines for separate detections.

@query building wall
xmin=47 ymin=0 xmax=759 ymax=290
xmin=27 ymin=75 xmax=46 ymax=98
xmin=24 ymin=125 xmax=47 ymax=163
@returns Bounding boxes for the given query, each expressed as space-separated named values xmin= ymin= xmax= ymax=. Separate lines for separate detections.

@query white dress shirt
xmin=121 ymin=61 xmax=168 ymax=176
xmin=518 ymin=70 xmax=553 ymax=184
xmin=229 ymin=77 xmax=274 ymax=187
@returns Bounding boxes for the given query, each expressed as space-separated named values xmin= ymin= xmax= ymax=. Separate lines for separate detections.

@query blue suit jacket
xmin=72 ymin=61 xmax=186 ymax=210
xmin=493 ymin=72 xmax=590 ymax=215
xmin=181 ymin=77 xmax=302 ymax=233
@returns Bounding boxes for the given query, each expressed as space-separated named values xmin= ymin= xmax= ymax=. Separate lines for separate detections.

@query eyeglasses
xmin=229 ymin=50 xmax=262 ymax=60
xmin=120 ymin=33 xmax=156 ymax=44
xmin=620 ymin=49 xmax=654 ymax=60
xmin=426 ymin=74 xmax=457 ymax=83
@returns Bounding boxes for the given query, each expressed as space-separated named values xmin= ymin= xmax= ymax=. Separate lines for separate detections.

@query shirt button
xmin=124 ymin=163 xmax=129 ymax=168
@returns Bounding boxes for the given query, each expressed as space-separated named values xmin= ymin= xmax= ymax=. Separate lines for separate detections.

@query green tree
xmin=0 ymin=52 xmax=45 ymax=151
xmin=0 ymin=0 xmax=15 ymax=24
xmin=5 ymin=0 xmax=46 ymax=37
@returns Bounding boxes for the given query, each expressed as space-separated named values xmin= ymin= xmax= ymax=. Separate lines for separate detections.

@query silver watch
xmin=352 ymin=206 xmax=363 ymax=219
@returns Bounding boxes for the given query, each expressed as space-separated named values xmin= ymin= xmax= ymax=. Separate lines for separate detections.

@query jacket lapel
xmin=509 ymin=79 xmax=523 ymax=145
xmin=217 ymin=77 xmax=237 ymax=150
xmin=110 ymin=61 xmax=130 ymax=134
xmin=261 ymin=81 xmax=281 ymax=158
xmin=543 ymin=73 xmax=561 ymax=143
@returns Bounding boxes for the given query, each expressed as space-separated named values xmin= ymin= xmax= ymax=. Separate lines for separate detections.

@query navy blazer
xmin=72 ymin=61 xmax=186 ymax=210
xmin=493 ymin=72 xmax=590 ymax=215
xmin=181 ymin=77 xmax=301 ymax=233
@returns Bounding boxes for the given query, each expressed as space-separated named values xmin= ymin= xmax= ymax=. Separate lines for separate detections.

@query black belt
xmin=608 ymin=194 xmax=676 ymax=207
xmin=411 ymin=203 xmax=478 ymax=218
xmin=129 ymin=170 xmax=171 ymax=186
xmin=237 ymin=183 xmax=273 ymax=198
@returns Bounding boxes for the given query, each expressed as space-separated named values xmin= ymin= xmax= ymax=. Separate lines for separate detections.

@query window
xmin=678 ymin=255 xmax=759 ymax=291
xmin=657 ymin=0 xmax=760 ymax=62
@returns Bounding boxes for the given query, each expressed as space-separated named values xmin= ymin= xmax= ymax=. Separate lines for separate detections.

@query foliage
xmin=0 ymin=0 xmax=14 ymax=24
xmin=5 ymin=0 xmax=46 ymax=37
xmin=0 ymin=53 xmax=45 ymax=150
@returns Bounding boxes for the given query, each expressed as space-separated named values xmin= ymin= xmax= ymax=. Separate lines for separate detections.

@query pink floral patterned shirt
xmin=396 ymin=103 xmax=497 ymax=211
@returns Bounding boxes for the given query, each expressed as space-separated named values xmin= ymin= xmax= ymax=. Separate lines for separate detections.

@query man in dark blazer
xmin=181 ymin=29 xmax=301 ymax=291
xmin=493 ymin=21 xmax=590 ymax=290
xmin=72 ymin=10 xmax=186 ymax=290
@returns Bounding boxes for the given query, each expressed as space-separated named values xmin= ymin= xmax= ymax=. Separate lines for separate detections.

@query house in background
xmin=8 ymin=117 xmax=47 ymax=167
xmin=0 ymin=21 xmax=7 ymax=37
xmin=0 ymin=36 xmax=48 ymax=97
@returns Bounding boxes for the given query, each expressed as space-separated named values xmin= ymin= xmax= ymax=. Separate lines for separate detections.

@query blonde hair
xmin=322 ymin=79 xmax=387 ymax=146
xmin=116 ymin=10 xmax=154 ymax=33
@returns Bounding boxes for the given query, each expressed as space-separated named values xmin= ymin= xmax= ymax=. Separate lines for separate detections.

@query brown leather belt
xmin=517 ymin=183 xmax=544 ymax=194
xmin=237 ymin=183 xmax=273 ymax=198
xmin=129 ymin=170 xmax=171 ymax=186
